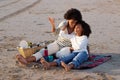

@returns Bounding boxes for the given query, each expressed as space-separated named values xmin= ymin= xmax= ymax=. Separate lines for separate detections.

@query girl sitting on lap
xmin=41 ymin=20 xmax=92 ymax=71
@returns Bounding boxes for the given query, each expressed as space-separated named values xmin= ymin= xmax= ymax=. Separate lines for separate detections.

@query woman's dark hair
xmin=64 ymin=8 xmax=82 ymax=21
xmin=76 ymin=20 xmax=92 ymax=37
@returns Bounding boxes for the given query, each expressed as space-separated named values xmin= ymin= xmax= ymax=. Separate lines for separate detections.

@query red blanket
xmin=77 ymin=55 xmax=112 ymax=69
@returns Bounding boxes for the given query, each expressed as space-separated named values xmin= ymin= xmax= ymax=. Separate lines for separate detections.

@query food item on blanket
xmin=27 ymin=42 xmax=32 ymax=48
xmin=19 ymin=40 xmax=33 ymax=48
xmin=48 ymin=55 xmax=54 ymax=62
xmin=19 ymin=40 xmax=29 ymax=48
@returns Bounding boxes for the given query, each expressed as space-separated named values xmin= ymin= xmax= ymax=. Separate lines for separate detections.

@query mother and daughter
xmin=16 ymin=8 xmax=92 ymax=71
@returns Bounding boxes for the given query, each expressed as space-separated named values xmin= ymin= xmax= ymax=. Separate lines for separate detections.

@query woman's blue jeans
xmin=55 ymin=51 xmax=88 ymax=68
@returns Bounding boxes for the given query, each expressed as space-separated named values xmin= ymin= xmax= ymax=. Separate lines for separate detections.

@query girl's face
xmin=68 ymin=19 xmax=77 ymax=28
xmin=74 ymin=24 xmax=83 ymax=36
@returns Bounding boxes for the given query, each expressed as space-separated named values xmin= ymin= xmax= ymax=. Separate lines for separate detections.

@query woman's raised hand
xmin=48 ymin=17 xmax=55 ymax=25
xmin=48 ymin=17 xmax=56 ymax=32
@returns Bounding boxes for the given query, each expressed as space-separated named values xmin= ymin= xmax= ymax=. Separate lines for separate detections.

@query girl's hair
xmin=76 ymin=20 xmax=92 ymax=37
xmin=64 ymin=8 xmax=82 ymax=21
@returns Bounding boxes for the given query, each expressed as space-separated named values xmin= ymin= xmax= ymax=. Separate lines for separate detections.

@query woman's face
xmin=74 ymin=24 xmax=83 ymax=36
xmin=68 ymin=19 xmax=77 ymax=28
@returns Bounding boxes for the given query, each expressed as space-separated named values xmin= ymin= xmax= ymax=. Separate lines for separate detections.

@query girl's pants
xmin=55 ymin=51 xmax=88 ymax=68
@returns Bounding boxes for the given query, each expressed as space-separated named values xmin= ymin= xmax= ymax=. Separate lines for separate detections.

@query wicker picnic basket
xmin=17 ymin=40 xmax=54 ymax=58
xmin=17 ymin=46 xmax=45 ymax=58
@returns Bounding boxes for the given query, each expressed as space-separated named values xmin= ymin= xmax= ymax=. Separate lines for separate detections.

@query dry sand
xmin=0 ymin=0 xmax=120 ymax=80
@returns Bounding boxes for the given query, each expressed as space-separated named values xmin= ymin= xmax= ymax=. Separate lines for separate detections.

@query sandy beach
xmin=0 ymin=0 xmax=120 ymax=80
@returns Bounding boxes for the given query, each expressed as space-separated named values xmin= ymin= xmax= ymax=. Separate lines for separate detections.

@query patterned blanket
xmin=77 ymin=55 xmax=112 ymax=69
xmin=28 ymin=54 xmax=111 ymax=70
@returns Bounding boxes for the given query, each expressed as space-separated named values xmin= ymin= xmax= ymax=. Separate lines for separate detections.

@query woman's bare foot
xmin=61 ymin=61 xmax=71 ymax=71
xmin=16 ymin=54 xmax=28 ymax=65
xmin=40 ymin=57 xmax=50 ymax=70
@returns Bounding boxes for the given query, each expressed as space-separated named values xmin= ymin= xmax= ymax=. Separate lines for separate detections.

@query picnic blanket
xmin=30 ymin=54 xmax=111 ymax=69
xmin=77 ymin=54 xmax=112 ymax=69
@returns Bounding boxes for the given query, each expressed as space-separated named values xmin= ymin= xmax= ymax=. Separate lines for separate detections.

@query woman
xmin=16 ymin=8 xmax=83 ymax=65
xmin=41 ymin=20 xmax=92 ymax=71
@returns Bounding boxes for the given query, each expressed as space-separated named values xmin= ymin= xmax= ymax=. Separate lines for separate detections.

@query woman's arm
xmin=49 ymin=17 xmax=68 ymax=35
xmin=48 ymin=17 xmax=56 ymax=32
xmin=59 ymin=30 xmax=74 ymax=40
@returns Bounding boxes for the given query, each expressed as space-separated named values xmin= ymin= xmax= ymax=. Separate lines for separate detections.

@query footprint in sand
xmin=0 ymin=37 xmax=4 ymax=41
xmin=97 ymin=73 xmax=115 ymax=80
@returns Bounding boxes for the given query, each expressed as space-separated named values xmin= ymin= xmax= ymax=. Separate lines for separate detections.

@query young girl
xmin=16 ymin=8 xmax=83 ymax=65
xmin=41 ymin=20 xmax=92 ymax=71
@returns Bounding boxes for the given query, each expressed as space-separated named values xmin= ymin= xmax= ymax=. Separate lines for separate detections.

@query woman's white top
xmin=54 ymin=20 xmax=74 ymax=49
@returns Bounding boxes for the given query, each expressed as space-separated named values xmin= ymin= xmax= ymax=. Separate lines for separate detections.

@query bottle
xmin=44 ymin=46 xmax=48 ymax=56
xmin=44 ymin=46 xmax=49 ymax=61
xmin=43 ymin=46 xmax=54 ymax=62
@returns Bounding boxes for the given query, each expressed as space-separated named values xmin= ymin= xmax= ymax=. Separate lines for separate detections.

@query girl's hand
xmin=48 ymin=17 xmax=56 ymax=32
xmin=70 ymin=47 xmax=74 ymax=52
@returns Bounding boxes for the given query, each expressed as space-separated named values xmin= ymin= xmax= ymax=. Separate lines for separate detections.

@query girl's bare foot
xmin=61 ymin=61 xmax=71 ymax=71
xmin=16 ymin=54 xmax=28 ymax=65
xmin=40 ymin=57 xmax=50 ymax=70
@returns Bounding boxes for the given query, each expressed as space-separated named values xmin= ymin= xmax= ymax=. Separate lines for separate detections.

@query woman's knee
xmin=47 ymin=42 xmax=59 ymax=55
xmin=56 ymin=47 xmax=71 ymax=58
